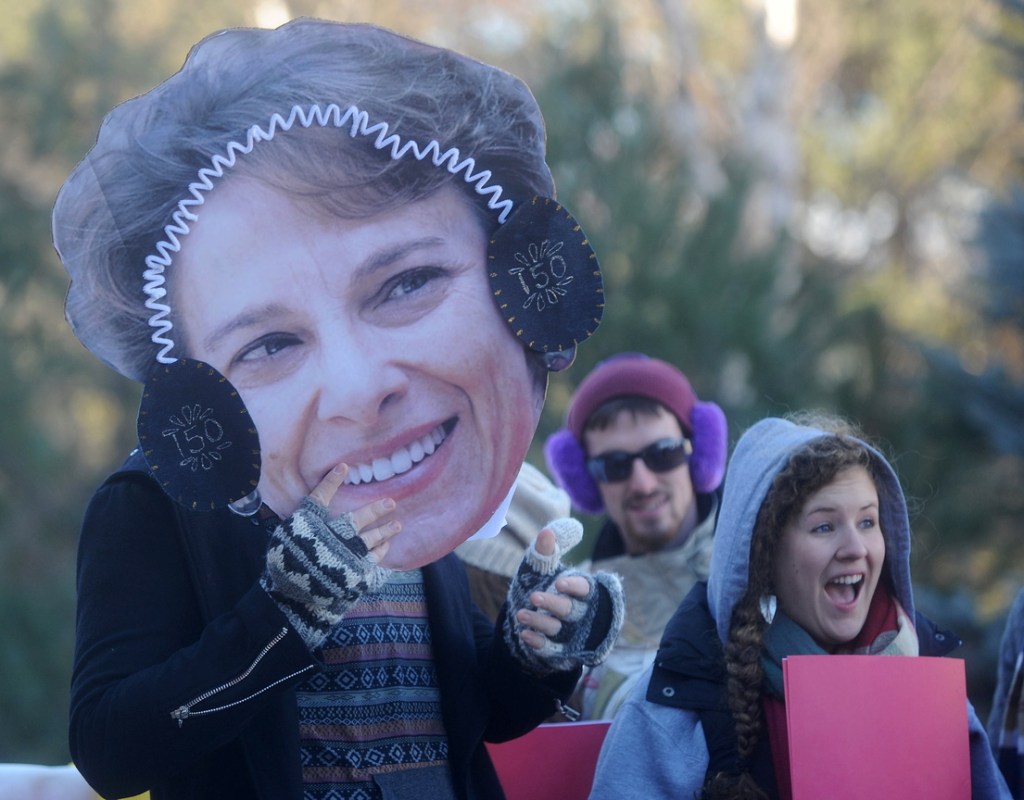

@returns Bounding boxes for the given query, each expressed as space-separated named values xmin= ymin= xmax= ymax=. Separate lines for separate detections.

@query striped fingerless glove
xmin=260 ymin=498 xmax=390 ymax=650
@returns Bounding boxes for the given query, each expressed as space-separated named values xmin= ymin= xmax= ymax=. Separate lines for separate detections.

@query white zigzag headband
xmin=142 ymin=102 xmax=515 ymax=365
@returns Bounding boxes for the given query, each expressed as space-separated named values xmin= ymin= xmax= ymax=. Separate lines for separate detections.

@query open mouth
xmin=824 ymin=573 xmax=864 ymax=605
xmin=342 ymin=418 xmax=456 ymax=486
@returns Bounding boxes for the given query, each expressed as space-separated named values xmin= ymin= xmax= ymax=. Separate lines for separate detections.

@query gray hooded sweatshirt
xmin=589 ymin=417 xmax=1009 ymax=799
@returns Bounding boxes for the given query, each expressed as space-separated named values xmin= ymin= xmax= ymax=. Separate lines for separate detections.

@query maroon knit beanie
xmin=566 ymin=353 xmax=697 ymax=439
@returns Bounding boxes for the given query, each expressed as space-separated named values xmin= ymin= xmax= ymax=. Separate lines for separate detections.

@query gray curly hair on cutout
xmin=53 ymin=18 xmax=555 ymax=382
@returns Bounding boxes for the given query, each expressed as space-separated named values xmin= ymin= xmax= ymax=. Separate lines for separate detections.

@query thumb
xmin=520 ymin=518 xmax=583 ymax=577
xmin=534 ymin=527 xmax=556 ymax=558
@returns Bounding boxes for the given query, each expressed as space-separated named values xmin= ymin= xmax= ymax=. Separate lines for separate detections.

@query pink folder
xmin=485 ymin=720 xmax=611 ymax=800
xmin=783 ymin=655 xmax=970 ymax=800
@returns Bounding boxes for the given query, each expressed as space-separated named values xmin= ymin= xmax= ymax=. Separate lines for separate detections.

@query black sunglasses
xmin=586 ymin=437 xmax=693 ymax=483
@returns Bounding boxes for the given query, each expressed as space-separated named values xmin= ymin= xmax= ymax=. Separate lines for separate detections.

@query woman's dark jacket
xmin=646 ymin=581 xmax=960 ymax=795
xmin=70 ymin=451 xmax=578 ymax=800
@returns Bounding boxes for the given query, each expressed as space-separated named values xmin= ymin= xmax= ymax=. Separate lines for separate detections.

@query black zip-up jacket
xmin=70 ymin=450 xmax=578 ymax=799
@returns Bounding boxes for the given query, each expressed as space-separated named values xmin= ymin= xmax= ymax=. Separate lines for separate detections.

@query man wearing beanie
xmin=545 ymin=353 xmax=728 ymax=720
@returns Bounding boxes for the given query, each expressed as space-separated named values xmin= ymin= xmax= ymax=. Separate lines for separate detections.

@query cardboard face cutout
xmin=53 ymin=19 xmax=602 ymax=569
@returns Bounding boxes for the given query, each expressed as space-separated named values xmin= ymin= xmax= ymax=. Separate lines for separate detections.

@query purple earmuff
xmin=689 ymin=400 xmax=728 ymax=494
xmin=543 ymin=429 xmax=605 ymax=515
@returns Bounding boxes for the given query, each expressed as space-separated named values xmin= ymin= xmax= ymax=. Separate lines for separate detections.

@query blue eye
xmin=235 ymin=332 xmax=302 ymax=364
xmin=382 ymin=267 xmax=444 ymax=302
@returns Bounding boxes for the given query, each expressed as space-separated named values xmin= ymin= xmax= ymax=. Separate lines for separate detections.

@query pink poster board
xmin=784 ymin=655 xmax=970 ymax=800
xmin=486 ymin=720 xmax=611 ymax=800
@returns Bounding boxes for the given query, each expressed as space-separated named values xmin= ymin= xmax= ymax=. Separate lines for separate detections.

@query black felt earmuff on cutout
xmin=137 ymin=358 xmax=261 ymax=512
xmin=487 ymin=197 xmax=604 ymax=363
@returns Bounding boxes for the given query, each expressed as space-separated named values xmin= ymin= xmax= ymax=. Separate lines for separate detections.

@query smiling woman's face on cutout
xmin=174 ymin=178 xmax=542 ymax=568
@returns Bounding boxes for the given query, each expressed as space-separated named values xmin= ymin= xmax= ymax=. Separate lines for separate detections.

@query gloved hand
xmin=504 ymin=518 xmax=624 ymax=675
xmin=260 ymin=465 xmax=399 ymax=650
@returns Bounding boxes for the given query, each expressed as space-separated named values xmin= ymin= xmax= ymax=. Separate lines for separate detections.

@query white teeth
xmin=392 ymin=448 xmax=412 ymax=474
xmin=829 ymin=574 xmax=863 ymax=585
xmin=342 ymin=423 xmax=448 ymax=486
xmin=372 ymin=457 xmax=395 ymax=481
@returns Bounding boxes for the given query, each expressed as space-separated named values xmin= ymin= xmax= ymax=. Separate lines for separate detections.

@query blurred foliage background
xmin=1 ymin=0 xmax=1023 ymax=764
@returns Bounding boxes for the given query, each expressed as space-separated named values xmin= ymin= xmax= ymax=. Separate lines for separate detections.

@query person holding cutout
xmin=54 ymin=19 xmax=621 ymax=800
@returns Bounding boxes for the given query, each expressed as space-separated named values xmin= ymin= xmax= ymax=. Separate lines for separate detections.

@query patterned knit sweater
xmin=297 ymin=570 xmax=455 ymax=800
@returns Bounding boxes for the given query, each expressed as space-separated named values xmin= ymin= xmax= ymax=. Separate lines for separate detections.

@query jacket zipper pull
xmin=556 ymin=699 xmax=581 ymax=722
xmin=171 ymin=705 xmax=190 ymax=727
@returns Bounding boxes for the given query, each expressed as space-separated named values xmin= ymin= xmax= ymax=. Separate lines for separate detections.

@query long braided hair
xmin=702 ymin=418 xmax=876 ymax=799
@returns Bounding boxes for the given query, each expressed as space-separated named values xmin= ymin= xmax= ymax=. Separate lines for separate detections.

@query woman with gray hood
xmin=589 ymin=414 xmax=1009 ymax=799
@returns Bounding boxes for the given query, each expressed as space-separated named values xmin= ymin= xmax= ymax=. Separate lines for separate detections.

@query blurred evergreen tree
xmin=529 ymin=13 xmax=889 ymax=477
xmin=0 ymin=0 xmax=146 ymax=763
xmin=908 ymin=0 xmax=1024 ymax=584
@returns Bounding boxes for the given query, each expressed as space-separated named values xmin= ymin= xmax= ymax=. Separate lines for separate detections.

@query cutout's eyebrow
xmin=201 ymin=304 xmax=290 ymax=353
xmin=199 ymin=236 xmax=449 ymax=352
xmin=350 ymin=236 xmax=447 ymax=282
